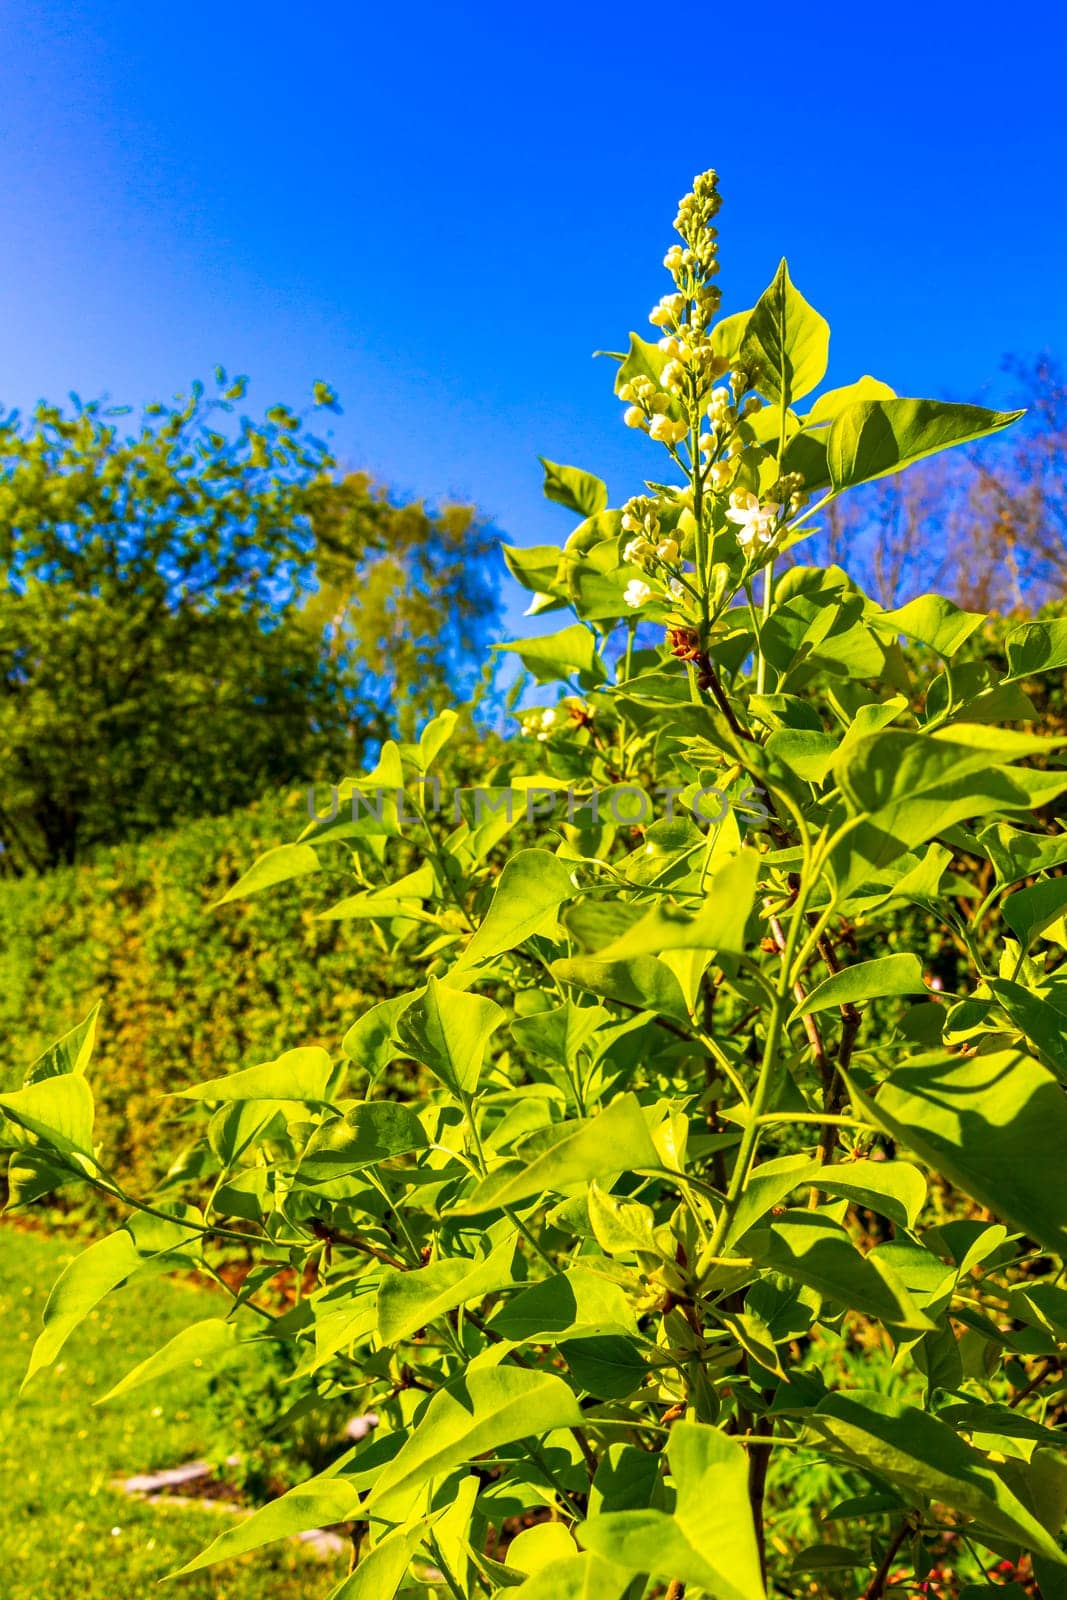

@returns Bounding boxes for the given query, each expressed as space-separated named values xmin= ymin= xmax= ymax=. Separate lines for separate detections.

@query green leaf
xmin=99 ymin=1317 xmax=239 ymax=1403
xmin=817 ymin=1160 xmax=927 ymax=1231
xmin=213 ymin=842 xmax=321 ymax=906
xmin=499 ymin=625 xmax=605 ymax=686
xmin=987 ymin=979 xmax=1067 ymax=1076
xmin=809 ymin=1391 xmax=1067 ymax=1564
xmin=508 ymin=1523 xmax=580 ymax=1576
xmin=587 ymin=1182 xmax=662 ymax=1258
xmin=559 ymin=1334 xmax=647 ymax=1399
xmin=539 ymin=459 xmax=609 ymax=518
xmin=1004 ymin=617 xmax=1067 ymax=681
xmin=614 ymin=333 xmax=672 ymax=400
xmin=589 ymin=1443 xmax=663 ymax=1516
xmin=880 ymin=594 xmax=987 ymax=658
xmin=804 ymin=375 xmax=895 ymax=426
xmin=502 ymin=544 xmax=567 ymax=601
xmin=593 ymin=850 xmax=760 ymax=960
xmin=747 ymin=1210 xmax=934 ymax=1330
xmin=24 ymin=1002 xmax=101 ymax=1085
xmin=710 ymin=308 xmax=753 ymax=365
xmin=377 ymin=1235 xmax=519 ymax=1344
xmin=793 ymin=953 xmax=926 ymax=1018
xmin=490 ymin=1266 xmax=638 ymax=1342
xmin=739 ymin=258 xmax=829 ymax=409
xmin=453 ymin=1094 xmax=662 ymax=1215
xmin=0 ymin=1074 xmax=95 ymax=1159
xmin=456 ymin=849 xmax=576 ymax=970
xmin=828 ymin=399 xmax=1023 ymax=490
xmin=366 ymin=1366 xmax=583 ymax=1519
xmin=297 ymin=1101 xmax=427 ymax=1183
xmin=765 ymin=728 xmax=840 ymax=785
xmin=24 ymin=1230 xmax=142 ymax=1388
xmin=1003 ymin=877 xmax=1067 ymax=950
xmin=328 ymin=1526 xmax=425 ymax=1600
xmin=831 ymin=729 xmax=1067 ymax=892
xmin=395 ymin=976 xmax=506 ymax=1097
xmin=979 ymin=823 xmax=1067 ymax=888
xmin=5 ymin=1149 xmax=72 ymax=1210
xmin=342 ymin=992 xmax=419 ymax=1077
xmin=868 ymin=1049 xmax=1067 ymax=1256
xmin=172 ymin=1476 xmax=361 ymax=1576
xmin=722 ymin=1154 xmax=820 ymax=1249
xmin=175 ymin=1046 xmax=333 ymax=1102
xmin=549 ymin=953 xmax=691 ymax=1025
xmin=416 ymin=707 xmax=460 ymax=771
xmin=509 ymin=1554 xmax=633 ymax=1600
xmin=580 ymin=1422 xmax=766 ymax=1600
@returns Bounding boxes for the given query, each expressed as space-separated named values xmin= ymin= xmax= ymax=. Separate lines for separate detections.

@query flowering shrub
xmin=8 ymin=168 xmax=1067 ymax=1600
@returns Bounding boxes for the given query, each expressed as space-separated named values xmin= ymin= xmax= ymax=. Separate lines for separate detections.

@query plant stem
xmin=756 ymin=558 xmax=773 ymax=696
xmin=864 ymin=1516 xmax=915 ymax=1600
xmin=705 ymin=875 xmax=810 ymax=1257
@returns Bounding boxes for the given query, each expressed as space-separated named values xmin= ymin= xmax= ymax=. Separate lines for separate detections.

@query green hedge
xmin=0 ymin=790 xmax=411 ymax=1198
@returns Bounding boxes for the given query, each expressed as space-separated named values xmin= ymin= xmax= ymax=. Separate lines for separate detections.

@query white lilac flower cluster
xmin=620 ymin=495 xmax=686 ymax=610
xmin=615 ymin=169 xmax=808 ymax=580
xmin=520 ymin=699 xmax=592 ymax=743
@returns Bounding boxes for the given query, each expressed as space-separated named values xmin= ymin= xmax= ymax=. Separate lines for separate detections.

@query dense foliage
xmin=9 ymin=170 xmax=1067 ymax=1600
xmin=0 ymin=377 xmax=500 ymax=872
xmin=0 ymin=794 xmax=388 ymax=1198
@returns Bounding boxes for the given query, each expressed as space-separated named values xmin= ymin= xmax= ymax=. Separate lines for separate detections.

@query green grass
xmin=0 ymin=1226 xmax=346 ymax=1600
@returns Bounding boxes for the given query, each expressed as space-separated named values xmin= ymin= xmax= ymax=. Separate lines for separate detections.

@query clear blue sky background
xmin=2 ymin=0 xmax=1065 ymax=630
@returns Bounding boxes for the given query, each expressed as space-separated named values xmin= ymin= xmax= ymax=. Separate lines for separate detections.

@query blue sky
xmin=2 ymin=1 xmax=1065 ymax=631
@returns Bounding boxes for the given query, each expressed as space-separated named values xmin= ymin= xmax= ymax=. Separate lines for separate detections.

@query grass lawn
xmin=0 ymin=1225 xmax=346 ymax=1600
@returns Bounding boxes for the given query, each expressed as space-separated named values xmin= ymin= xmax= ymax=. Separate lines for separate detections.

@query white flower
xmin=624 ymin=578 xmax=653 ymax=608
xmin=667 ymin=577 xmax=686 ymax=599
xmin=535 ymin=706 xmax=558 ymax=742
xmin=655 ymin=537 xmax=679 ymax=563
xmin=624 ymin=536 xmax=651 ymax=565
xmin=658 ymin=336 xmax=680 ymax=356
xmin=661 ymin=361 xmax=685 ymax=393
xmin=648 ymin=416 xmax=688 ymax=446
xmin=708 ymin=461 xmax=732 ymax=490
xmin=726 ymin=492 xmax=781 ymax=550
xmin=623 ymin=406 xmax=647 ymax=430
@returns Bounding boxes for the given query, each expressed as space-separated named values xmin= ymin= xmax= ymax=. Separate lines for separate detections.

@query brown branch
xmin=696 ymin=652 xmax=756 ymax=744
xmin=812 ymin=932 xmax=862 ymax=1179
xmin=1009 ymin=1356 xmax=1058 ymax=1409
xmin=864 ymin=1516 xmax=915 ymax=1600
xmin=311 ymin=1222 xmax=406 ymax=1271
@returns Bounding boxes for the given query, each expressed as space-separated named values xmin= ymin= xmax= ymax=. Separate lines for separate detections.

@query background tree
xmin=0 ymin=375 xmax=501 ymax=874
xmin=807 ymin=353 xmax=1067 ymax=609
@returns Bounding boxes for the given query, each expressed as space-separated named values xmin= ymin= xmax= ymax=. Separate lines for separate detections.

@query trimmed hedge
xmin=0 ymin=790 xmax=410 ymax=1198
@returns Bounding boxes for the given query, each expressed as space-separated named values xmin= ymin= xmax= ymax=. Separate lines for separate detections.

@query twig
xmin=864 ymin=1516 xmax=915 ymax=1599
xmin=1009 ymin=1356 xmax=1057 ymax=1408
